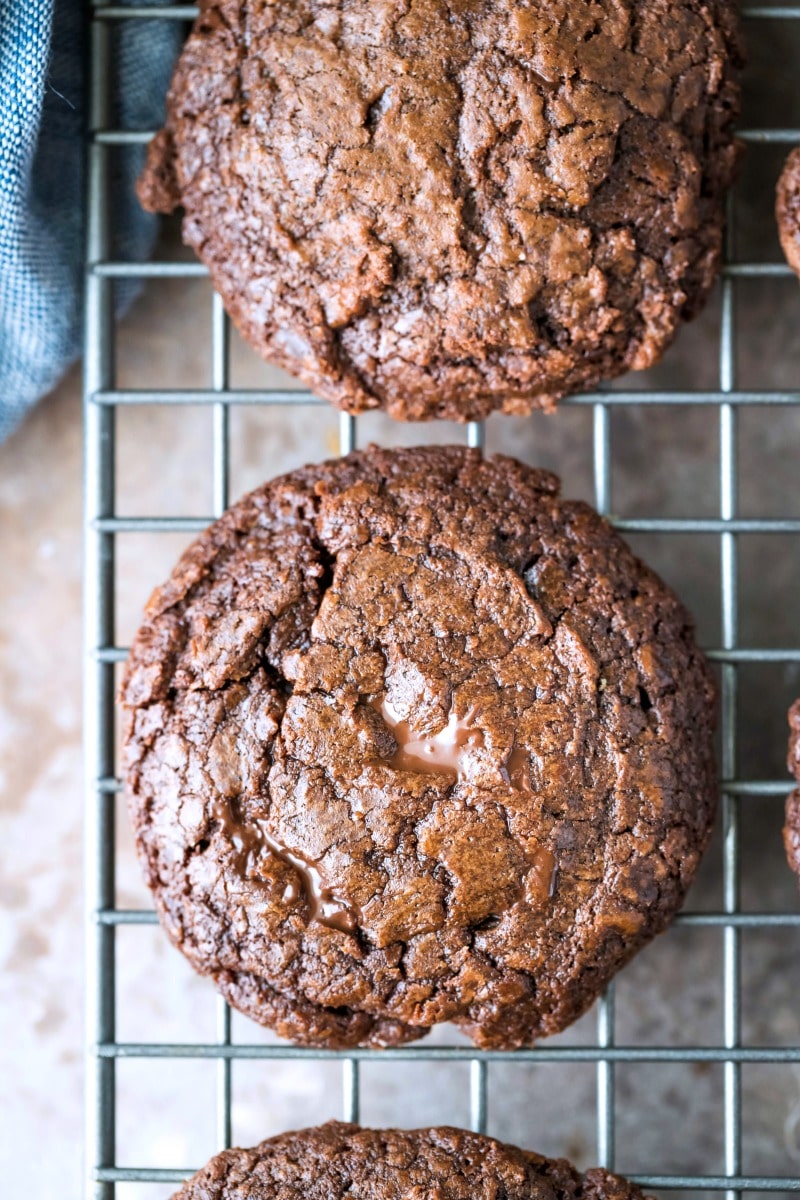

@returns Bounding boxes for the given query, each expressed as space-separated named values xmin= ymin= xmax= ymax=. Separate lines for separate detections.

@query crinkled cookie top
xmin=138 ymin=0 xmax=741 ymax=420
xmin=122 ymin=445 xmax=716 ymax=1049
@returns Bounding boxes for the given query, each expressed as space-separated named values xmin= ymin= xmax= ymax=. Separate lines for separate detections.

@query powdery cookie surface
xmin=138 ymin=0 xmax=741 ymax=421
xmin=169 ymin=1123 xmax=650 ymax=1200
xmin=121 ymin=446 xmax=717 ymax=1049
xmin=777 ymin=148 xmax=800 ymax=279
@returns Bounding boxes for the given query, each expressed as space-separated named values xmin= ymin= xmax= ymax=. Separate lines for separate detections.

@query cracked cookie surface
xmin=783 ymin=701 xmax=800 ymax=881
xmin=121 ymin=445 xmax=717 ymax=1049
xmin=138 ymin=0 xmax=741 ymax=421
xmin=170 ymin=1121 xmax=650 ymax=1200
xmin=777 ymin=149 xmax=800 ymax=279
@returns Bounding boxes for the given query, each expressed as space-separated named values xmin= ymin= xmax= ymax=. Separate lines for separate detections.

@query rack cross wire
xmin=84 ymin=4 xmax=800 ymax=1199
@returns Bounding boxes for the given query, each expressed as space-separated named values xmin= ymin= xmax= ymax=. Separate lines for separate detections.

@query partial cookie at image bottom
xmin=168 ymin=1122 xmax=649 ymax=1200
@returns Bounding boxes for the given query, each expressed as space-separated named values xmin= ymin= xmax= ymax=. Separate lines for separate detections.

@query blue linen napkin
xmin=0 ymin=0 xmax=180 ymax=442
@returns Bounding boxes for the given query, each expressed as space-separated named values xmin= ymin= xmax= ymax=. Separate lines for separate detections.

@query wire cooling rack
xmin=84 ymin=5 xmax=800 ymax=1200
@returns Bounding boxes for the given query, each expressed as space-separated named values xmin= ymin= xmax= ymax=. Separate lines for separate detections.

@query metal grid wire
xmin=84 ymin=4 xmax=800 ymax=1198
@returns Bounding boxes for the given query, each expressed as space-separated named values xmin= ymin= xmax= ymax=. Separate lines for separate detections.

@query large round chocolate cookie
xmin=783 ymin=701 xmax=800 ymax=879
xmin=170 ymin=1122 xmax=648 ymax=1200
xmin=138 ymin=0 xmax=741 ymax=422
xmin=777 ymin=149 xmax=800 ymax=280
xmin=121 ymin=446 xmax=716 ymax=1049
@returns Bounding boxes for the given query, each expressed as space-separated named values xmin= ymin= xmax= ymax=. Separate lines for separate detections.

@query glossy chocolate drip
xmin=502 ymin=747 xmax=559 ymax=901
xmin=375 ymin=697 xmax=485 ymax=777
xmin=212 ymin=801 xmax=358 ymax=934
xmin=527 ymin=845 xmax=559 ymax=901
xmin=263 ymin=832 xmax=359 ymax=933
xmin=503 ymin=744 xmax=531 ymax=790
xmin=376 ymin=701 xmax=557 ymax=905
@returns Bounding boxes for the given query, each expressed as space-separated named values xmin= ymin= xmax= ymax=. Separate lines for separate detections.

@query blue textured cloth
xmin=0 ymin=1 xmax=180 ymax=441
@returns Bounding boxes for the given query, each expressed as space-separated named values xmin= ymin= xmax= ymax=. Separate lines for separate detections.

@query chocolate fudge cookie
xmin=777 ymin=149 xmax=800 ymax=279
xmin=783 ymin=701 xmax=800 ymax=879
xmin=170 ymin=1122 xmax=649 ymax=1200
xmin=138 ymin=0 xmax=741 ymax=421
xmin=121 ymin=445 xmax=717 ymax=1049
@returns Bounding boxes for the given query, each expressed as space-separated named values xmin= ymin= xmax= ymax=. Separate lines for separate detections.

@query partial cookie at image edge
xmin=777 ymin=148 xmax=800 ymax=279
xmin=784 ymin=700 xmax=800 ymax=879
xmin=168 ymin=1121 xmax=651 ymax=1200
xmin=138 ymin=0 xmax=742 ymax=421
